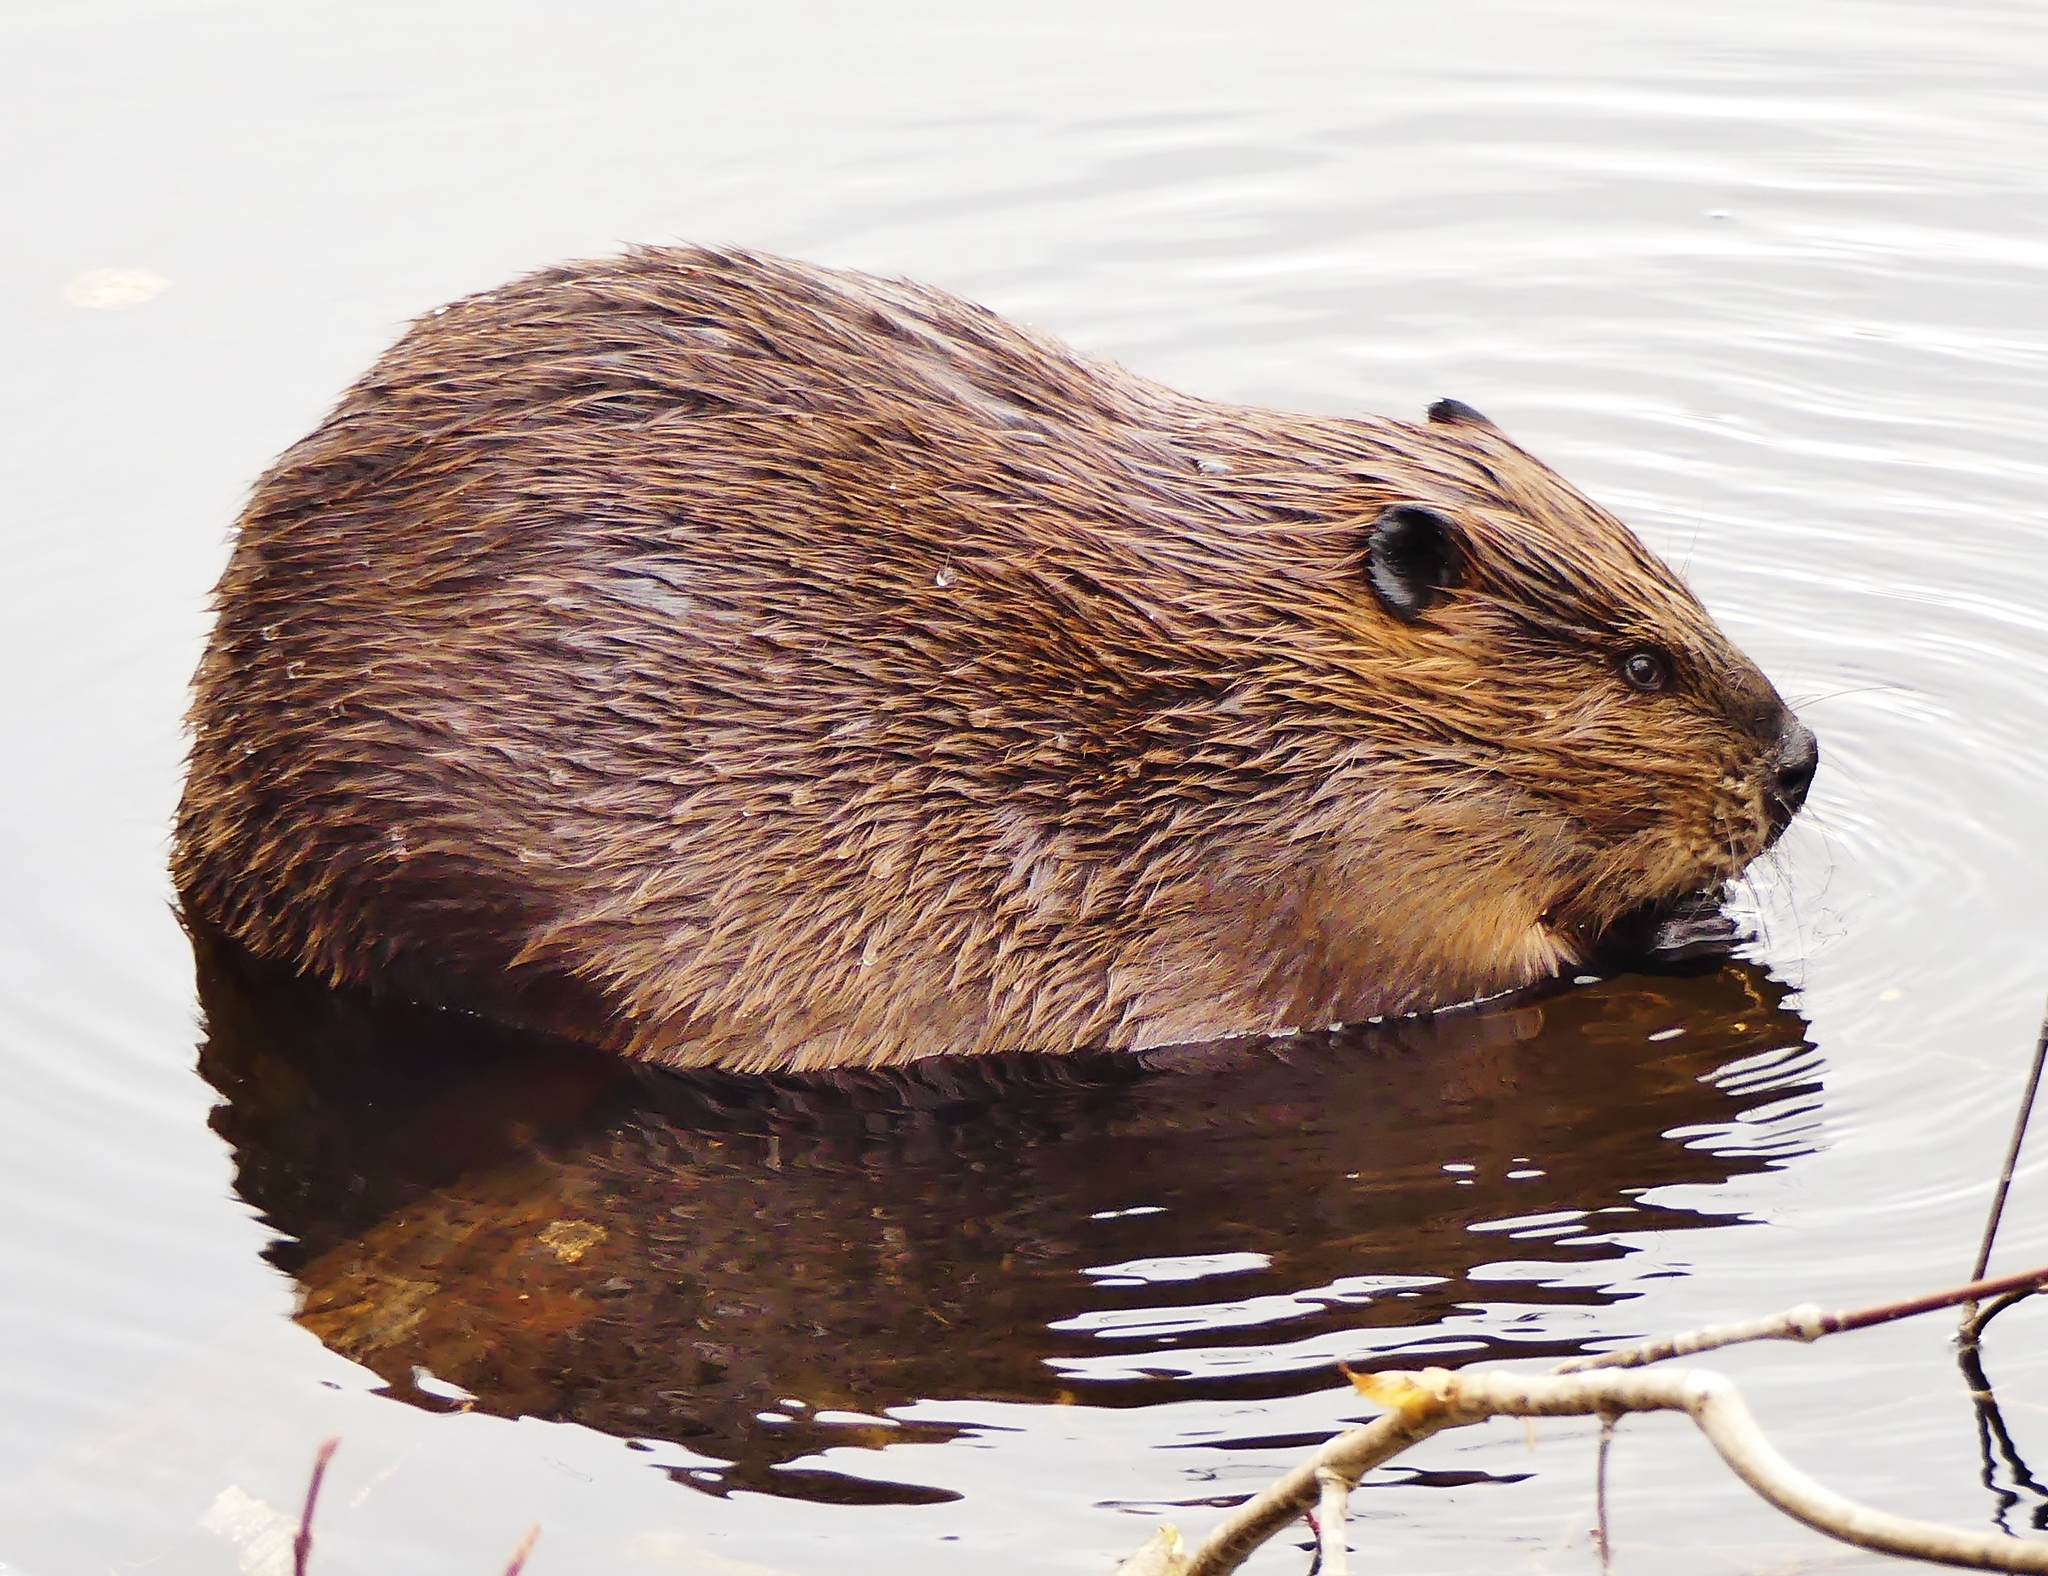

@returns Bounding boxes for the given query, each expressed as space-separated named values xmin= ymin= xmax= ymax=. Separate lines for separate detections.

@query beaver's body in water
xmin=175 ymin=246 xmax=1816 ymax=1072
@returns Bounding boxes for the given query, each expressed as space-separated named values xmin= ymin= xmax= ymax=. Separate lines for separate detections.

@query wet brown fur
xmin=174 ymin=245 xmax=1796 ymax=1072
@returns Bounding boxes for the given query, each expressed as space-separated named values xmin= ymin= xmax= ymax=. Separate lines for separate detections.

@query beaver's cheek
xmin=1530 ymin=805 xmax=1719 ymax=950
xmin=1643 ymin=802 xmax=1751 ymax=896
xmin=1690 ymin=769 xmax=1776 ymax=873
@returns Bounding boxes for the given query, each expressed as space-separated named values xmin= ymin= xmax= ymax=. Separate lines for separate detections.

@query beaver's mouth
xmin=1586 ymin=886 xmax=1742 ymax=970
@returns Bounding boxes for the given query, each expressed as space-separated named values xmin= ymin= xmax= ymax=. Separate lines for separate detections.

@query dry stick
xmin=294 ymin=1438 xmax=340 ymax=1576
xmin=1966 ymin=1288 xmax=2042 ymax=1345
xmin=1552 ymin=1262 xmax=2048 ymax=1375
xmin=1593 ymin=1412 xmax=1617 ymax=1576
xmin=1965 ymin=998 xmax=2048 ymax=1340
xmin=1951 ymin=998 xmax=2048 ymax=1526
xmin=1165 ymin=1393 xmax=1459 ymax=1576
xmin=1121 ymin=1367 xmax=2048 ymax=1576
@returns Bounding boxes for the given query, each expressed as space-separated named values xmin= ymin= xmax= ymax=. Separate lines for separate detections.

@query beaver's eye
xmin=1620 ymin=648 xmax=1669 ymax=693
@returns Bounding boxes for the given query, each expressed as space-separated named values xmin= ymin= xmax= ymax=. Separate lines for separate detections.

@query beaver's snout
xmin=1766 ymin=717 xmax=1820 ymax=836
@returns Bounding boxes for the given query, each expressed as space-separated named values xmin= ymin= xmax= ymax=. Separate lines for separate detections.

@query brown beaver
xmin=174 ymin=245 xmax=1817 ymax=1073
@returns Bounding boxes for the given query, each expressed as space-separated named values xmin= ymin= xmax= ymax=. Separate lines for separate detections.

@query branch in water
xmin=1113 ymin=1366 xmax=2048 ymax=1576
xmin=503 ymin=1523 xmax=541 ymax=1575
xmin=1968 ymin=994 xmax=2048 ymax=1291
xmin=1553 ymin=1262 xmax=2048 ymax=1374
xmin=294 ymin=1437 xmax=339 ymax=1576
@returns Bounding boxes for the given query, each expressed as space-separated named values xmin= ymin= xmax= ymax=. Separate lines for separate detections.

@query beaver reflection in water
xmin=174 ymin=246 xmax=1817 ymax=1072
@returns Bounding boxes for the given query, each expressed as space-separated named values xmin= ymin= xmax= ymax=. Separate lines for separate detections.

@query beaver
xmin=174 ymin=245 xmax=1817 ymax=1073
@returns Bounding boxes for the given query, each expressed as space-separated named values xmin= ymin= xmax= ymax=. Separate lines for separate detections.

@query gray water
xmin=4 ymin=1 xmax=2048 ymax=1572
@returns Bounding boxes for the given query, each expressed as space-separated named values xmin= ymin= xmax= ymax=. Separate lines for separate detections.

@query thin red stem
xmin=504 ymin=1524 xmax=542 ymax=1576
xmin=294 ymin=1438 xmax=341 ymax=1576
xmin=1832 ymin=1263 xmax=2048 ymax=1334
xmin=1969 ymin=999 xmax=2048 ymax=1287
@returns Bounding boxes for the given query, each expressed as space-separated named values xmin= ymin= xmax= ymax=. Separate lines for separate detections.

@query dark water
xmin=4 ymin=2 xmax=2048 ymax=1573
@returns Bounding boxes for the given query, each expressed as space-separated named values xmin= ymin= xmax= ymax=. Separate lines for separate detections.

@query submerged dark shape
xmin=175 ymin=246 xmax=1815 ymax=1071
xmin=192 ymin=926 xmax=1820 ymax=1502
xmin=1597 ymin=887 xmax=1748 ymax=969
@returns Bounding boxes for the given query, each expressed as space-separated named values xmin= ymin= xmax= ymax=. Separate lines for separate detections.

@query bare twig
xmin=1554 ymin=1262 xmax=2048 ymax=1374
xmin=1952 ymin=997 xmax=2048 ymax=1525
xmin=294 ymin=1438 xmax=340 ymax=1576
xmin=1593 ymin=1412 xmax=1617 ymax=1576
xmin=1964 ymin=1288 xmax=2041 ymax=1347
xmin=503 ymin=1523 xmax=542 ymax=1575
xmin=1968 ymin=997 xmax=2048 ymax=1294
xmin=1114 ymin=1367 xmax=2048 ymax=1576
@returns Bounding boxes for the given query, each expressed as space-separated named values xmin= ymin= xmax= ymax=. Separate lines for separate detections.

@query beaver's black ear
xmin=1426 ymin=397 xmax=1495 ymax=429
xmin=1366 ymin=506 xmax=1463 ymax=623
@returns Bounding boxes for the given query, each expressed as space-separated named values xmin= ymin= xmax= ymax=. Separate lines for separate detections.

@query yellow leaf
xmin=1341 ymin=1365 xmax=1455 ymax=1421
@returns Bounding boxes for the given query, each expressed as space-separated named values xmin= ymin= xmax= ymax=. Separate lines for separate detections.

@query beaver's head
xmin=1231 ymin=396 xmax=1815 ymax=1010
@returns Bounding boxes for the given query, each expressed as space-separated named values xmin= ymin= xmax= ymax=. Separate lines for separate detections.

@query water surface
xmin=3 ymin=2 xmax=2047 ymax=1572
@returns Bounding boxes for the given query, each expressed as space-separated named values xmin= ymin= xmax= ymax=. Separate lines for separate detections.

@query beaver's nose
xmin=1767 ymin=718 xmax=1819 ymax=827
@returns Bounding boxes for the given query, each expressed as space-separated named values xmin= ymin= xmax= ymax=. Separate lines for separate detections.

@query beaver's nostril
xmin=1770 ymin=719 xmax=1819 ymax=817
